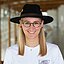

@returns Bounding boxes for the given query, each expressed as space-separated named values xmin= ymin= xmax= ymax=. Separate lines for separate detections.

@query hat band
xmin=21 ymin=13 xmax=42 ymax=18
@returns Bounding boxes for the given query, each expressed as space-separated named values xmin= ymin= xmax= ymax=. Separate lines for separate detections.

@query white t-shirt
xmin=4 ymin=42 xmax=64 ymax=64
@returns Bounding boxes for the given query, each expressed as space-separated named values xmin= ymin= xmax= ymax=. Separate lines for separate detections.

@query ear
xmin=19 ymin=20 xmax=22 ymax=28
xmin=19 ymin=24 xmax=22 ymax=28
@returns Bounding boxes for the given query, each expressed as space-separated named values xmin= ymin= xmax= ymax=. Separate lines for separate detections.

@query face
xmin=19 ymin=17 xmax=44 ymax=39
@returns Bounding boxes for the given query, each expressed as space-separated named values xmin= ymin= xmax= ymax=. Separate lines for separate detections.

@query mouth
xmin=27 ymin=31 xmax=36 ymax=34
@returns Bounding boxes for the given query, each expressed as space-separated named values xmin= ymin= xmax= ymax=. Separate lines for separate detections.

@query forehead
xmin=21 ymin=17 xmax=41 ymax=22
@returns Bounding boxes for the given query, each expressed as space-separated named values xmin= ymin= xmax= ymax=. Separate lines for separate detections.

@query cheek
xmin=35 ymin=27 xmax=41 ymax=34
xmin=21 ymin=26 xmax=28 ymax=34
xmin=36 ymin=26 xmax=41 ymax=31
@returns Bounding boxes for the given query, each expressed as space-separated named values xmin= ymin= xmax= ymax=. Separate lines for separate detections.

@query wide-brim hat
xmin=10 ymin=4 xmax=53 ymax=24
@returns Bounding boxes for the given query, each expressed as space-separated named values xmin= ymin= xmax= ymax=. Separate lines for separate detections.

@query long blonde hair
xmin=18 ymin=27 xmax=47 ymax=56
xmin=39 ymin=28 xmax=47 ymax=56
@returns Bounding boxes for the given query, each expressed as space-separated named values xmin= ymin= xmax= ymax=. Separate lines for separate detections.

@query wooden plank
xmin=0 ymin=5 xmax=2 ymax=64
xmin=9 ymin=0 xmax=64 ymax=12
xmin=8 ymin=7 xmax=11 ymax=47
xmin=0 ymin=0 xmax=64 ymax=11
xmin=0 ymin=0 xmax=64 ymax=5
xmin=8 ymin=16 xmax=11 ymax=47
xmin=14 ymin=23 xmax=17 ymax=44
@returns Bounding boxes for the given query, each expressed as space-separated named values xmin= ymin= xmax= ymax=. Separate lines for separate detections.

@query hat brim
xmin=10 ymin=16 xmax=53 ymax=24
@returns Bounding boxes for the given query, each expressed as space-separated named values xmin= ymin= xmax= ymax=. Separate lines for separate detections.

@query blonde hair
xmin=39 ymin=28 xmax=47 ymax=56
xmin=18 ymin=27 xmax=47 ymax=56
xmin=18 ymin=27 xmax=25 ymax=55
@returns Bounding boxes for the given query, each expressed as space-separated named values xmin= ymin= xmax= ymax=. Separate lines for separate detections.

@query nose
xmin=31 ymin=23 xmax=34 ymax=27
xmin=29 ymin=23 xmax=35 ymax=28
xmin=29 ymin=24 xmax=35 ymax=30
xmin=28 ymin=23 xmax=36 ymax=32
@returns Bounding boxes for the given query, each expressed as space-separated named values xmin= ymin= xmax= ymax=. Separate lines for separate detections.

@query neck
xmin=25 ymin=37 xmax=39 ymax=47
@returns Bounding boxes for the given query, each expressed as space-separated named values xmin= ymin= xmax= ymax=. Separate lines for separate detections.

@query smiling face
xmin=19 ymin=17 xmax=44 ymax=39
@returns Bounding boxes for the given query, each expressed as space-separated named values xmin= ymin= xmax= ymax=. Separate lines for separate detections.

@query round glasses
xmin=21 ymin=20 xmax=42 ymax=28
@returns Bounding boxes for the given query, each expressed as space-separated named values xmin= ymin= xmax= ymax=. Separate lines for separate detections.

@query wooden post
xmin=0 ymin=5 xmax=2 ymax=64
xmin=14 ymin=23 xmax=17 ymax=44
xmin=8 ymin=6 xmax=11 ymax=47
xmin=8 ymin=16 xmax=11 ymax=47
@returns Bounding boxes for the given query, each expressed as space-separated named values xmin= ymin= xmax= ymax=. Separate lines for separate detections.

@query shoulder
xmin=47 ymin=42 xmax=59 ymax=48
xmin=46 ymin=42 xmax=64 ymax=63
xmin=8 ymin=44 xmax=18 ymax=50
xmin=46 ymin=42 xmax=60 ymax=52
xmin=6 ymin=44 xmax=18 ymax=54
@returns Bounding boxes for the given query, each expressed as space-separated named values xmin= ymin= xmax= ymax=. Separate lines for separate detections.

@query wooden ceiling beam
xmin=0 ymin=1 xmax=5 ymax=5
xmin=0 ymin=0 xmax=24 ymax=5
xmin=10 ymin=1 xmax=64 ymax=12
xmin=0 ymin=0 xmax=64 ymax=5
xmin=0 ymin=0 xmax=64 ymax=12
xmin=9 ymin=0 xmax=64 ymax=8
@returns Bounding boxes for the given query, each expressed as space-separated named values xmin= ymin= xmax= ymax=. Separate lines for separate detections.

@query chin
xmin=27 ymin=35 xmax=38 ymax=39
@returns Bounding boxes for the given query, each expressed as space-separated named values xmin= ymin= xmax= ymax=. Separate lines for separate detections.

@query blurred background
xmin=0 ymin=0 xmax=64 ymax=64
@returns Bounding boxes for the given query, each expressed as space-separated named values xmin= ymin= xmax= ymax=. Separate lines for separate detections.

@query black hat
xmin=10 ymin=4 xmax=53 ymax=24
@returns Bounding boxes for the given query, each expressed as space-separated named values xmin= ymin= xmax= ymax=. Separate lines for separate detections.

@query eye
xmin=33 ymin=22 xmax=41 ymax=27
xmin=34 ymin=22 xmax=41 ymax=24
xmin=24 ymin=21 xmax=29 ymax=24
xmin=23 ymin=21 xmax=30 ymax=27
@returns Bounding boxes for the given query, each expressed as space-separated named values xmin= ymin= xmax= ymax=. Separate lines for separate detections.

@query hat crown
xmin=21 ymin=4 xmax=42 ymax=15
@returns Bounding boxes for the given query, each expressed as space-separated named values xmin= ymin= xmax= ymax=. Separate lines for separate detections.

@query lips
xmin=27 ymin=31 xmax=36 ymax=34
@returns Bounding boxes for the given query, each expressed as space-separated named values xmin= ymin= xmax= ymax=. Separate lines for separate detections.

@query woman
xmin=4 ymin=4 xmax=63 ymax=64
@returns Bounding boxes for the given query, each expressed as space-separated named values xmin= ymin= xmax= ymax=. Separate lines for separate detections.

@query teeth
xmin=28 ymin=31 xmax=35 ymax=34
xmin=29 ymin=32 xmax=34 ymax=33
